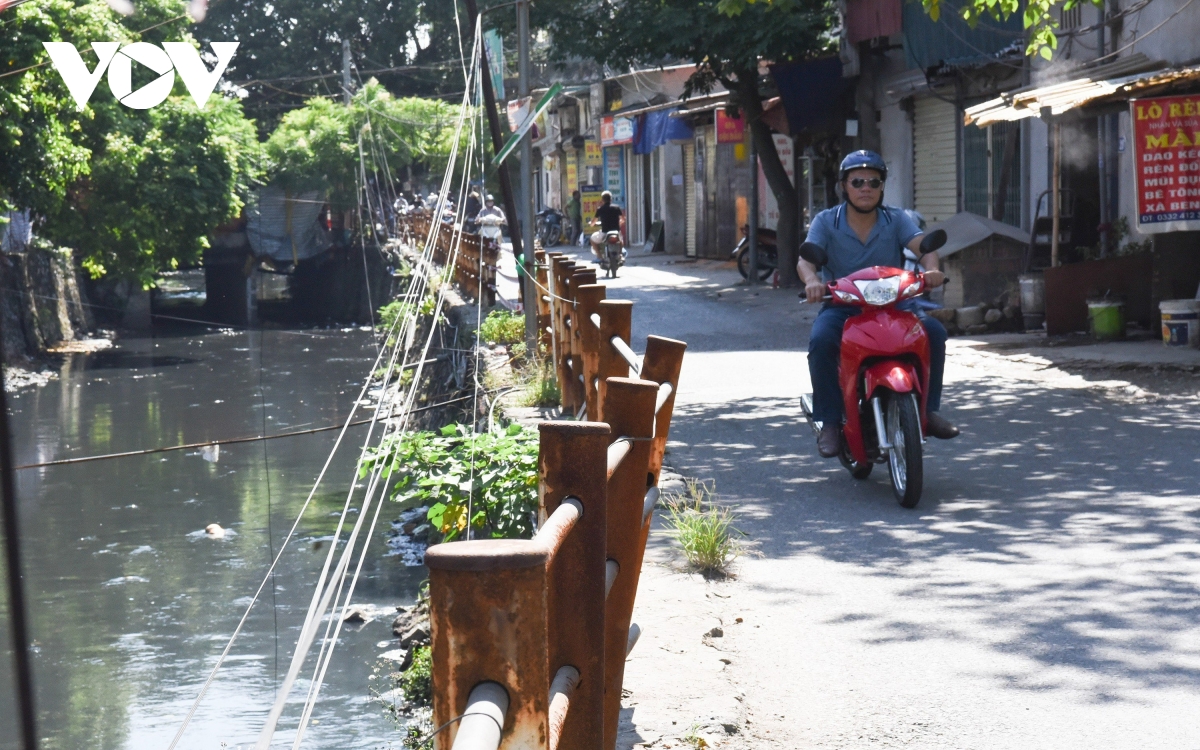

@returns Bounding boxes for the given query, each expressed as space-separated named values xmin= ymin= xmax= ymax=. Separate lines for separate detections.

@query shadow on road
xmin=666 ymin=377 xmax=1200 ymax=697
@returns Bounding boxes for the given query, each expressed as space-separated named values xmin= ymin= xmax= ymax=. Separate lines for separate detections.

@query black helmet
xmin=839 ymin=150 xmax=888 ymax=181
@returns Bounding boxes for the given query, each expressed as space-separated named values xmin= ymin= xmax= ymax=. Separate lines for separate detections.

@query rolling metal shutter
xmin=913 ymin=96 xmax=958 ymax=224
xmin=683 ymin=142 xmax=696 ymax=257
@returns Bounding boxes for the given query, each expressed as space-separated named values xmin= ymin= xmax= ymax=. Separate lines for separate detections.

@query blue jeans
xmin=808 ymin=303 xmax=947 ymax=424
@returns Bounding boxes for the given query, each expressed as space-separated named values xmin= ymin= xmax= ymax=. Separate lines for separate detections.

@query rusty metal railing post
xmin=638 ymin=336 xmax=687 ymax=483
xmin=598 ymin=377 xmax=658 ymax=750
xmin=567 ymin=268 xmax=597 ymax=414
xmin=427 ymin=541 xmax=549 ymax=749
xmin=574 ymin=284 xmax=606 ymax=421
xmin=534 ymin=250 xmax=552 ymax=353
xmin=595 ymin=301 xmax=633 ymax=422
xmin=539 ymin=422 xmax=610 ymax=750
xmin=551 ymin=257 xmax=577 ymax=414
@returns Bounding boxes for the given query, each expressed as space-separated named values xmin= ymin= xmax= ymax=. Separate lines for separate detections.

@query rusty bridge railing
xmin=425 ymin=249 xmax=686 ymax=750
xmin=403 ymin=213 xmax=499 ymax=307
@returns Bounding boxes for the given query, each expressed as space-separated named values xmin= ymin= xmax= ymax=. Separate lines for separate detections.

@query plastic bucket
xmin=1087 ymin=300 xmax=1125 ymax=340
xmin=1160 ymin=299 xmax=1200 ymax=348
xmin=1019 ymin=274 xmax=1045 ymax=314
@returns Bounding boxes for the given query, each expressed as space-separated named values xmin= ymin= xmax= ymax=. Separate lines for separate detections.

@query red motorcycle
xmin=798 ymin=230 xmax=946 ymax=508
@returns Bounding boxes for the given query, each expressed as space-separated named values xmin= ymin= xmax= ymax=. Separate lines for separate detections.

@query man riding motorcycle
xmin=798 ymin=150 xmax=960 ymax=458
xmin=589 ymin=190 xmax=624 ymax=260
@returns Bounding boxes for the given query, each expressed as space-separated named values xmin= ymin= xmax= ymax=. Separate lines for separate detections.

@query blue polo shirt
xmin=805 ymin=203 xmax=922 ymax=280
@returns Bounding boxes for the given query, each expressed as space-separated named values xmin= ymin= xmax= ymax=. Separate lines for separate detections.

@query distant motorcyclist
xmin=797 ymin=150 xmax=959 ymax=459
xmin=589 ymin=190 xmax=624 ymax=260
xmin=475 ymin=194 xmax=506 ymax=243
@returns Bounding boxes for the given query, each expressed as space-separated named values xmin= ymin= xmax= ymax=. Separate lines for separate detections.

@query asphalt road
xmin=574 ymin=248 xmax=1200 ymax=748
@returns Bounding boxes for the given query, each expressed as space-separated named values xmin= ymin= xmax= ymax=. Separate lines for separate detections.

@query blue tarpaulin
xmin=902 ymin=0 xmax=1023 ymax=70
xmin=634 ymin=108 xmax=694 ymax=154
xmin=768 ymin=57 xmax=853 ymax=135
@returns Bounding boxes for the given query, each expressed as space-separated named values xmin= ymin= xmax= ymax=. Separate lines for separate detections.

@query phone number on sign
xmin=1141 ymin=210 xmax=1200 ymax=222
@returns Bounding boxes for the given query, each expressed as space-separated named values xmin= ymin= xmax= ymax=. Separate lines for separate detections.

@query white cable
xmin=166 ymin=300 xmax=409 ymax=750
xmin=290 ymin=45 xmax=485 ymax=747
xmin=255 ymin=23 xmax=485 ymax=748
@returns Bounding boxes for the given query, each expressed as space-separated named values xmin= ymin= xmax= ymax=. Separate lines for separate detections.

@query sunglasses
xmin=849 ymin=177 xmax=884 ymax=189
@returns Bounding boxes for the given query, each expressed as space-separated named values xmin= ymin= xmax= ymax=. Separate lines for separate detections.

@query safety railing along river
xmin=425 ymin=249 xmax=686 ymax=750
xmin=404 ymin=213 xmax=499 ymax=307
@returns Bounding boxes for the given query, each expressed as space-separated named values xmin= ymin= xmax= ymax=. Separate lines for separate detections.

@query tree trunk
xmin=734 ymin=72 xmax=800 ymax=286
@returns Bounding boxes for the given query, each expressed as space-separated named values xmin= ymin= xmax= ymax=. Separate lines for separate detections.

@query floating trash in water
xmin=103 ymin=576 xmax=149 ymax=586
xmin=205 ymin=523 xmax=224 ymax=538
xmin=200 ymin=444 xmax=220 ymax=463
xmin=130 ymin=545 xmax=154 ymax=556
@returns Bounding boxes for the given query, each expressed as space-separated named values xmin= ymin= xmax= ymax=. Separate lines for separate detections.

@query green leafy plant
xmin=665 ymin=479 xmax=741 ymax=576
xmin=479 ymin=310 xmax=526 ymax=345
xmin=362 ymin=423 xmax=539 ymax=542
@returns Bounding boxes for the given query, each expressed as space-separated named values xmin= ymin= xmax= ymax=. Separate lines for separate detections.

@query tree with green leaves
xmin=266 ymin=80 xmax=465 ymax=212
xmin=542 ymin=0 xmax=836 ymax=282
xmin=1 ymin=0 xmax=264 ymax=286
xmin=715 ymin=0 xmax=1097 ymax=59
xmin=193 ymin=0 xmax=472 ymax=129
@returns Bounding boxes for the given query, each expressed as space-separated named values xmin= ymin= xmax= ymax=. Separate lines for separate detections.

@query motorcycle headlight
xmin=852 ymin=277 xmax=901 ymax=306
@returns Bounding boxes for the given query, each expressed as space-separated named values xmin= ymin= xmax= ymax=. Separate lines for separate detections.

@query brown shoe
xmin=817 ymin=424 xmax=842 ymax=457
xmin=926 ymin=412 xmax=960 ymax=440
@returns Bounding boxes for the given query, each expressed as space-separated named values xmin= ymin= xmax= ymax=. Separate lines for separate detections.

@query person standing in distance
xmin=566 ymin=189 xmax=583 ymax=245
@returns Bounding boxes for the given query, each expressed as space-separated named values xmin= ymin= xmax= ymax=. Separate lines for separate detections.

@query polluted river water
xmin=0 ymin=323 xmax=428 ymax=749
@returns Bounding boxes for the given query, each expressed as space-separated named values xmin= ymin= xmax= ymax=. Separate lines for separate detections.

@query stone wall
xmin=1 ymin=243 xmax=94 ymax=362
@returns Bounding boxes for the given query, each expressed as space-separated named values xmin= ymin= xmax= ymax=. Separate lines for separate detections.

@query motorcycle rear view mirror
xmin=799 ymin=242 xmax=829 ymax=268
xmin=918 ymin=228 xmax=947 ymax=256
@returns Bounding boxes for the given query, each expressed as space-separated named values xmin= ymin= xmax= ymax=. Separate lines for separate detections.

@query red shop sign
xmin=1132 ymin=94 xmax=1200 ymax=233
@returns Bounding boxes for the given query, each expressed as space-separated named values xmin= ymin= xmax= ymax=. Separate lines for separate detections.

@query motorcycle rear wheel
xmin=736 ymin=246 xmax=775 ymax=281
xmin=886 ymin=393 xmax=924 ymax=508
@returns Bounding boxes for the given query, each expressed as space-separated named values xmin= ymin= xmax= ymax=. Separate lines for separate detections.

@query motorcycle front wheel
xmin=885 ymin=393 xmax=924 ymax=508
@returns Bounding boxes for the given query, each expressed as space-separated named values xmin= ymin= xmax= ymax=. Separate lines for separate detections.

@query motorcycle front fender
xmin=863 ymin=361 xmax=922 ymax=401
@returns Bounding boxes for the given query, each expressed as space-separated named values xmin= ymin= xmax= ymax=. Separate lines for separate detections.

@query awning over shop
xmin=964 ymin=61 xmax=1200 ymax=127
xmin=634 ymin=108 xmax=694 ymax=154
xmin=768 ymin=57 xmax=853 ymax=134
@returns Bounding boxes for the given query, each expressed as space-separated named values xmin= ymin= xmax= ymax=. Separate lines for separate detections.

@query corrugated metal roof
xmin=965 ymin=60 xmax=1200 ymax=127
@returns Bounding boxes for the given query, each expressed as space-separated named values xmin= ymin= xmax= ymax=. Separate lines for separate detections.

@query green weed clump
xmin=514 ymin=357 xmax=561 ymax=408
xmin=479 ymin=310 xmax=525 ymax=345
xmin=399 ymin=647 xmax=432 ymax=705
xmin=361 ymin=423 xmax=539 ymax=542
xmin=377 ymin=293 xmax=437 ymax=336
xmin=665 ymin=479 xmax=741 ymax=576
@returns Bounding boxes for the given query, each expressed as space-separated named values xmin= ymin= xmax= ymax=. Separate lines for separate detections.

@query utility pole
xmin=516 ymin=0 xmax=537 ymax=349
xmin=748 ymin=124 xmax=759 ymax=284
xmin=341 ymin=39 xmax=352 ymax=105
xmin=463 ymin=0 xmax=524 ymax=307
xmin=0 ymin=313 xmax=38 ymax=750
